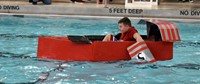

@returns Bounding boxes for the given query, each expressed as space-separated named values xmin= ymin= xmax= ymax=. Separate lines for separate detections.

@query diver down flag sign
xmin=127 ymin=41 xmax=156 ymax=63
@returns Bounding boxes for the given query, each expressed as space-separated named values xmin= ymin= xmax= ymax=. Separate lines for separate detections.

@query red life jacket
xmin=120 ymin=27 xmax=138 ymax=41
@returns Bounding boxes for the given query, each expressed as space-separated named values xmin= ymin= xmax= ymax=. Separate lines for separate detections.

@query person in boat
xmin=103 ymin=17 xmax=144 ymax=42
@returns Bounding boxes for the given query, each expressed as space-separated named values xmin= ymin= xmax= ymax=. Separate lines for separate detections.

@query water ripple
xmin=133 ymin=63 xmax=200 ymax=71
xmin=0 ymin=52 xmax=34 ymax=59
xmin=174 ymin=41 xmax=200 ymax=48
xmin=0 ymin=34 xmax=46 ymax=39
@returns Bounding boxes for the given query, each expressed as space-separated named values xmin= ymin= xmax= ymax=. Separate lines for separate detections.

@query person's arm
xmin=133 ymin=33 xmax=144 ymax=42
xmin=102 ymin=34 xmax=113 ymax=41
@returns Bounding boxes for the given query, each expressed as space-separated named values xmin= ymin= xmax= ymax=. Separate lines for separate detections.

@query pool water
xmin=0 ymin=15 xmax=200 ymax=84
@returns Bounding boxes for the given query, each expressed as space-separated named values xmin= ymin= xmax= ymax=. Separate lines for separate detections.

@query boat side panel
xmin=37 ymin=37 xmax=94 ymax=61
xmin=93 ymin=41 xmax=173 ymax=61
xmin=37 ymin=37 xmax=173 ymax=61
xmin=146 ymin=41 xmax=173 ymax=60
xmin=93 ymin=41 xmax=133 ymax=61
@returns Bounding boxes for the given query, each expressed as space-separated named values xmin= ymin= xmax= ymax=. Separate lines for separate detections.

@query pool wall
xmin=0 ymin=3 xmax=200 ymax=19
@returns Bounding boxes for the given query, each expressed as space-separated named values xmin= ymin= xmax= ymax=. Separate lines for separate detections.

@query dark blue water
xmin=0 ymin=15 xmax=200 ymax=84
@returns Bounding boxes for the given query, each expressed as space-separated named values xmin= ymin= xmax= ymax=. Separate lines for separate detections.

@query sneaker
xmin=74 ymin=0 xmax=85 ymax=4
xmin=76 ymin=0 xmax=85 ymax=2
xmin=75 ymin=1 xmax=84 ymax=4
xmin=29 ymin=0 xmax=33 ymax=2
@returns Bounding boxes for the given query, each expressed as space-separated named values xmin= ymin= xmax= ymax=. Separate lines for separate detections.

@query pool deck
xmin=0 ymin=1 xmax=200 ymax=19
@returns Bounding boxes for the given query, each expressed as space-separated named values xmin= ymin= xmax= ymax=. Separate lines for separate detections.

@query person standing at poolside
xmin=103 ymin=17 xmax=144 ymax=42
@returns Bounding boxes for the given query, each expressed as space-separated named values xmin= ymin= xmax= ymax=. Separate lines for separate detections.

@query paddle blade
xmin=68 ymin=35 xmax=92 ymax=44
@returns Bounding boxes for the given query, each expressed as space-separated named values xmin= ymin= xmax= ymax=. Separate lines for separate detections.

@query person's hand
xmin=119 ymin=40 xmax=124 ymax=42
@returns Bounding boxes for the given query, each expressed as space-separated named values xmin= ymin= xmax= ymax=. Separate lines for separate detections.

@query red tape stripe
xmin=127 ymin=41 xmax=146 ymax=52
xmin=129 ymin=46 xmax=148 ymax=58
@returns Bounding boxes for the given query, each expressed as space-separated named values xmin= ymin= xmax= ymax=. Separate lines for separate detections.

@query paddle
xmin=67 ymin=35 xmax=92 ymax=44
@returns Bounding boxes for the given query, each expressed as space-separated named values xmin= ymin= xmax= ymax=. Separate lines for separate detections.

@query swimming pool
xmin=0 ymin=15 xmax=200 ymax=83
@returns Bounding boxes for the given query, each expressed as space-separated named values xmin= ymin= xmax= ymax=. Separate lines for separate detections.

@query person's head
xmin=118 ymin=17 xmax=132 ymax=33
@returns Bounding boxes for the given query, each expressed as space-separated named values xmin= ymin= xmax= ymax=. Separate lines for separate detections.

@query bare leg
xmin=97 ymin=0 xmax=99 ymax=4
xmin=102 ymin=34 xmax=113 ymax=41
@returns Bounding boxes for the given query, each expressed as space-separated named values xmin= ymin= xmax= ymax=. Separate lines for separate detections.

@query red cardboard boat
xmin=37 ymin=19 xmax=181 ymax=61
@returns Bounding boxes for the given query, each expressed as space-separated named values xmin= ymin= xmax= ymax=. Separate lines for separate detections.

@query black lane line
xmin=0 ymin=34 xmax=48 ymax=39
xmin=0 ymin=52 xmax=36 ymax=59
xmin=33 ymin=62 xmax=67 ymax=83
